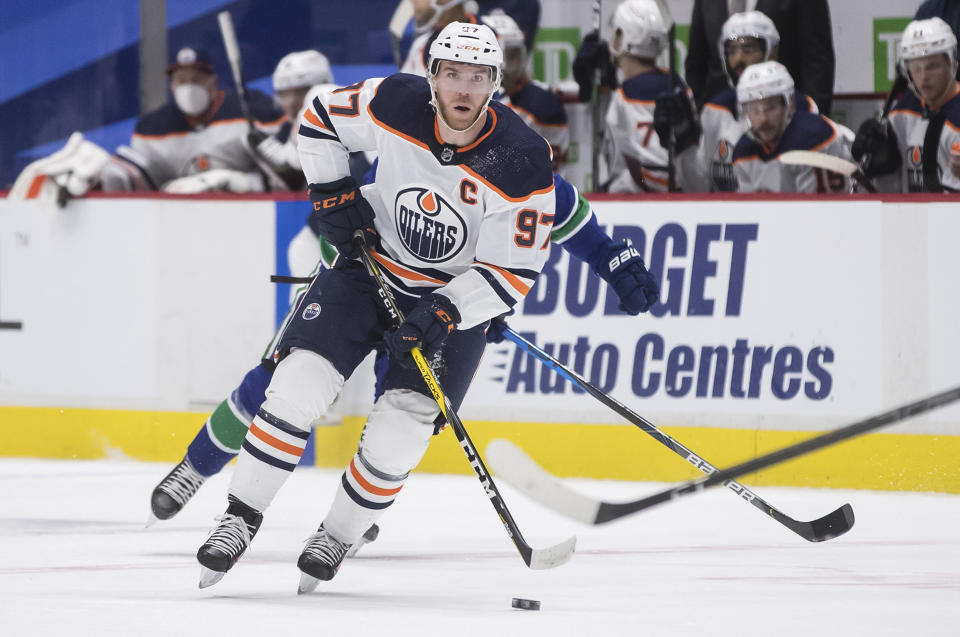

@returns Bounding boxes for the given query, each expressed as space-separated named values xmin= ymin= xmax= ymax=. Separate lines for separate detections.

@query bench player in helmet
xmin=731 ymin=61 xmax=850 ymax=192
xmin=603 ymin=0 xmax=699 ymax=192
xmin=245 ymin=50 xmax=335 ymax=194
xmin=852 ymin=18 xmax=960 ymax=192
xmin=660 ymin=11 xmax=818 ymax=192
xmin=401 ymin=0 xmax=476 ymax=76
xmin=481 ymin=10 xmax=570 ymax=171
xmin=191 ymin=21 xmax=617 ymax=592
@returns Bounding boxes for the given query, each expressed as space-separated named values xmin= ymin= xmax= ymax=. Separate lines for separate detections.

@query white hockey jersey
xmin=691 ymin=87 xmax=818 ymax=192
xmin=731 ymin=111 xmax=850 ymax=192
xmin=298 ymin=74 xmax=556 ymax=330
xmin=884 ymin=85 xmax=960 ymax=192
xmin=130 ymin=90 xmax=284 ymax=189
xmin=605 ymin=68 xmax=695 ymax=192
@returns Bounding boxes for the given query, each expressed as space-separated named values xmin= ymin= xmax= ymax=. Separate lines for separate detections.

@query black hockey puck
xmin=511 ymin=597 xmax=541 ymax=611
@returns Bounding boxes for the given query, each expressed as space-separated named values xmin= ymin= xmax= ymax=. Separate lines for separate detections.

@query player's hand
xmin=572 ymin=30 xmax=617 ymax=103
xmin=851 ymin=119 xmax=901 ymax=178
xmin=307 ymin=177 xmax=377 ymax=259
xmin=950 ymin=142 xmax=960 ymax=179
xmin=485 ymin=314 xmax=512 ymax=344
xmin=591 ymin=241 xmax=659 ymax=315
xmin=654 ymin=86 xmax=701 ymax=154
xmin=384 ymin=294 xmax=460 ymax=367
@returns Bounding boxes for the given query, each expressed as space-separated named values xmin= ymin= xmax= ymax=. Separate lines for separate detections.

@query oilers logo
xmin=302 ymin=302 xmax=321 ymax=320
xmin=906 ymin=145 xmax=924 ymax=192
xmin=711 ymin=139 xmax=737 ymax=191
xmin=394 ymin=187 xmax=467 ymax=262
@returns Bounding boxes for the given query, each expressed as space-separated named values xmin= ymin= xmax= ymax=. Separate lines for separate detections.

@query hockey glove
xmin=384 ymin=294 xmax=460 ymax=368
xmin=484 ymin=314 xmax=513 ymax=344
xmin=851 ymin=119 xmax=901 ymax=178
xmin=572 ymin=30 xmax=618 ymax=103
xmin=654 ymin=87 xmax=702 ymax=154
xmin=307 ymin=177 xmax=378 ymax=259
xmin=591 ymin=241 xmax=659 ymax=315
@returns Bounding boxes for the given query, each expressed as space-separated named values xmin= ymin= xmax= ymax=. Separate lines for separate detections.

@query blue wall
xmin=0 ymin=0 xmax=401 ymax=188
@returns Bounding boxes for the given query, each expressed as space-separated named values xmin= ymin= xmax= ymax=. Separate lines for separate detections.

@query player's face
xmin=724 ymin=37 xmax=766 ymax=84
xmin=275 ymin=87 xmax=310 ymax=120
xmin=433 ymin=60 xmax=495 ymax=129
xmin=743 ymin=96 xmax=790 ymax=146
xmin=170 ymin=67 xmax=217 ymax=94
xmin=906 ymin=54 xmax=955 ymax=105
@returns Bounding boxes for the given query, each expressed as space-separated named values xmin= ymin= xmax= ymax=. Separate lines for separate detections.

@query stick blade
xmin=789 ymin=503 xmax=855 ymax=542
xmin=779 ymin=150 xmax=857 ymax=176
xmin=486 ymin=439 xmax=601 ymax=524
xmin=527 ymin=535 xmax=577 ymax=570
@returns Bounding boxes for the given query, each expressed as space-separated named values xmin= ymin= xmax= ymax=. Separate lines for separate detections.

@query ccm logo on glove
xmin=314 ymin=190 xmax=357 ymax=210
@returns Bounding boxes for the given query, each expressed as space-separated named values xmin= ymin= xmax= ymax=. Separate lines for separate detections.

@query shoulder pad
xmin=510 ymin=82 xmax=567 ymax=126
xmin=705 ymin=88 xmax=737 ymax=115
xmin=620 ymin=69 xmax=675 ymax=103
xmin=778 ymin=112 xmax=837 ymax=153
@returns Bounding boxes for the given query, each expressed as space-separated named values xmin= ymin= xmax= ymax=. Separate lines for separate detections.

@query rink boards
xmin=0 ymin=193 xmax=957 ymax=492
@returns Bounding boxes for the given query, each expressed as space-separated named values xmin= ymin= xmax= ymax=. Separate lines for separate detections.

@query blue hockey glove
xmin=591 ymin=241 xmax=659 ymax=315
xmin=572 ymin=30 xmax=618 ymax=103
xmin=485 ymin=315 xmax=511 ymax=344
xmin=851 ymin=118 xmax=901 ymax=178
xmin=307 ymin=176 xmax=377 ymax=259
xmin=384 ymin=294 xmax=460 ymax=367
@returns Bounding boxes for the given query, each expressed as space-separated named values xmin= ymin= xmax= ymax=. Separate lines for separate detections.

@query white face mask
xmin=174 ymin=83 xmax=211 ymax=116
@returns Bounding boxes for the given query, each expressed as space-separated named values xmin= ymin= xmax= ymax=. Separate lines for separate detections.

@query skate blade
xmin=198 ymin=566 xmax=226 ymax=589
xmin=298 ymin=572 xmax=320 ymax=595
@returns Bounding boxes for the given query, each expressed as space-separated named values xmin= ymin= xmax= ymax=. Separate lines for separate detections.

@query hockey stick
xmin=388 ymin=0 xmax=414 ymax=69
xmin=217 ymin=10 xmax=269 ymax=191
xmin=652 ymin=0 xmax=678 ymax=192
xmin=779 ymin=150 xmax=876 ymax=193
xmin=492 ymin=383 xmax=960 ymax=525
xmin=489 ymin=324 xmax=853 ymax=541
xmin=590 ymin=0 xmax=603 ymax=192
xmin=353 ymin=232 xmax=576 ymax=569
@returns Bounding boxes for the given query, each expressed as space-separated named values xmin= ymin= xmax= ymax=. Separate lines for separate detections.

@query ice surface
xmin=1 ymin=458 xmax=957 ymax=636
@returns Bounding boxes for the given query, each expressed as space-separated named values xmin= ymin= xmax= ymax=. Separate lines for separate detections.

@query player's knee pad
xmin=230 ymin=363 xmax=273 ymax=422
xmin=358 ymin=389 xmax=440 ymax=477
xmin=260 ymin=348 xmax=344 ymax=433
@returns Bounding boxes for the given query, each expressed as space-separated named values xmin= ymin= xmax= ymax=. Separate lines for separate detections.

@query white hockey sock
xmin=229 ymin=408 xmax=310 ymax=512
xmin=323 ymin=451 xmax=407 ymax=544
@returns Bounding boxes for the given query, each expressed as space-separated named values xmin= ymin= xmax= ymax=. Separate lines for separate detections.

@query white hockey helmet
xmin=428 ymin=21 xmax=503 ymax=86
xmin=273 ymin=50 xmax=333 ymax=91
xmin=898 ymin=17 xmax=958 ymax=63
xmin=481 ymin=10 xmax=525 ymax=51
xmin=736 ymin=60 xmax=794 ymax=106
xmin=719 ymin=11 xmax=780 ymax=82
xmin=608 ymin=0 xmax=669 ymax=61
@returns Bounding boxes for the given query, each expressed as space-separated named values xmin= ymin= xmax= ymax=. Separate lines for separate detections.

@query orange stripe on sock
xmin=349 ymin=458 xmax=403 ymax=497
xmin=249 ymin=423 xmax=305 ymax=457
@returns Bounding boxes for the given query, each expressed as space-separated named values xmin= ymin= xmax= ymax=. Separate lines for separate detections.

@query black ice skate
xmin=297 ymin=524 xmax=353 ymax=594
xmin=147 ymin=457 xmax=206 ymax=525
xmin=196 ymin=497 xmax=263 ymax=588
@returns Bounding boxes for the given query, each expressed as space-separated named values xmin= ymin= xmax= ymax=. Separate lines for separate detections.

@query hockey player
xmin=601 ymin=0 xmax=699 ymax=193
xmin=657 ymin=11 xmax=819 ymax=192
xmin=131 ymin=47 xmax=286 ymax=193
xmin=482 ymin=10 xmax=570 ymax=171
xmin=245 ymin=49 xmax=335 ymax=193
xmin=731 ymin=61 xmax=850 ymax=193
xmin=852 ymin=18 xmax=960 ymax=192
xmin=190 ymin=22 xmax=544 ymax=590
